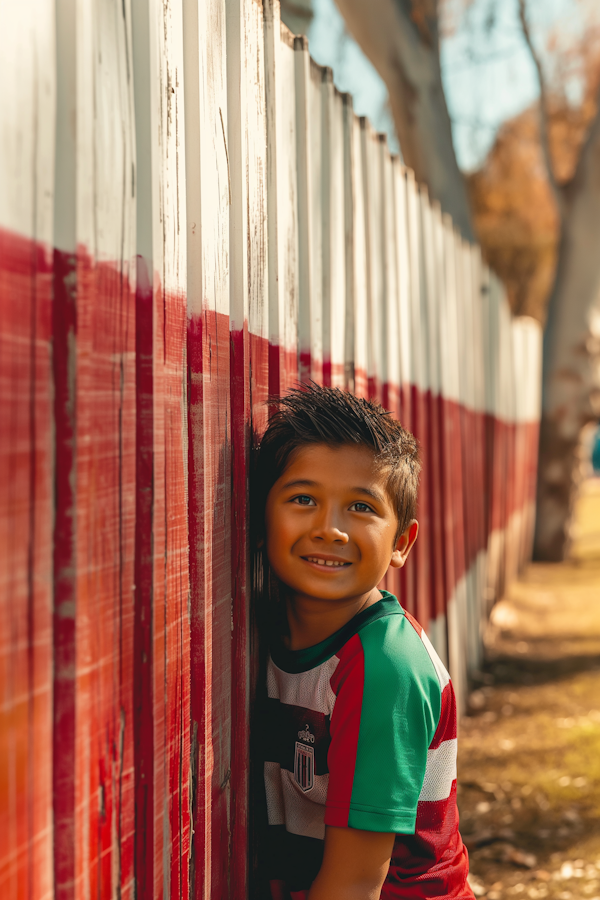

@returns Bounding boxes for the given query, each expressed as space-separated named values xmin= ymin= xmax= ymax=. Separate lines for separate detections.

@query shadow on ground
xmin=459 ymin=479 xmax=600 ymax=900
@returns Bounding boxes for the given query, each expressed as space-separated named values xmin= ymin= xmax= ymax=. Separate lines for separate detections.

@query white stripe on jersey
xmin=265 ymin=760 xmax=329 ymax=839
xmin=281 ymin=768 xmax=328 ymax=839
xmin=267 ymin=656 xmax=340 ymax=715
xmin=418 ymin=739 xmax=457 ymax=802
xmin=419 ymin=629 xmax=451 ymax=691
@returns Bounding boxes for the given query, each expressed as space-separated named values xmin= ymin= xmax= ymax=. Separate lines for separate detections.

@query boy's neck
xmin=284 ymin=587 xmax=383 ymax=651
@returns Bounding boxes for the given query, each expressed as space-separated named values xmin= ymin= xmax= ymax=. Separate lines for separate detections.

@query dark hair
xmin=253 ymin=383 xmax=420 ymax=545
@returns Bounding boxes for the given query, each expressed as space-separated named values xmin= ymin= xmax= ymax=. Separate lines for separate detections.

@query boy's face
xmin=264 ymin=443 xmax=417 ymax=605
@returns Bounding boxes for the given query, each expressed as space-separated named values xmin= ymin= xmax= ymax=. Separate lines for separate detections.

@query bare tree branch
xmin=517 ymin=0 xmax=566 ymax=220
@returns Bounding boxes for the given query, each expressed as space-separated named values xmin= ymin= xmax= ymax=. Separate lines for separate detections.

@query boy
xmin=254 ymin=384 xmax=473 ymax=900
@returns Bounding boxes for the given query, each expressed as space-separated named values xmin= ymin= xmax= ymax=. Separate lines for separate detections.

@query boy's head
xmin=254 ymin=384 xmax=420 ymax=601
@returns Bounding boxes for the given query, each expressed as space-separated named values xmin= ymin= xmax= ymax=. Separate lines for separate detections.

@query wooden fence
xmin=0 ymin=0 xmax=541 ymax=897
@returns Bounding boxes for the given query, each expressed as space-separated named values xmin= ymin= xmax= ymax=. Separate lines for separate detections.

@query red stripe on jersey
xmin=414 ymin=784 xmax=457 ymax=832
xmin=385 ymin=783 xmax=472 ymax=898
xmin=325 ymin=634 xmax=365 ymax=827
xmin=403 ymin=609 xmax=423 ymax=637
xmin=429 ymin=682 xmax=457 ymax=749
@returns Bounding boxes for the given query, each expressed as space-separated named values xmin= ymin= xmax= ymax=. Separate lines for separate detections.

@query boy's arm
xmin=307 ymin=826 xmax=395 ymax=900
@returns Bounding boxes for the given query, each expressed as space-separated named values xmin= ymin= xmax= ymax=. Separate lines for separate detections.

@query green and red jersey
xmin=261 ymin=592 xmax=473 ymax=899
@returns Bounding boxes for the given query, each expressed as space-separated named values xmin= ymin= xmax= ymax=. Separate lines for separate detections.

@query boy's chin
xmin=286 ymin=581 xmax=376 ymax=603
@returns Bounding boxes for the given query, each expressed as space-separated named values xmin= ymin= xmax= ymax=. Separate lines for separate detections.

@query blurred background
xmin=283 ymin=0 xmax=600 ymax=322
xmin=277 ymin=1 xmax=600 ymax=896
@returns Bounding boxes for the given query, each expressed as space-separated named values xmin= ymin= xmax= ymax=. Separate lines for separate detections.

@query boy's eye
xmin=350 ymin=501 xmax=373 ymax=513
xmin=292 ymin=494 xmax=315 ymax=506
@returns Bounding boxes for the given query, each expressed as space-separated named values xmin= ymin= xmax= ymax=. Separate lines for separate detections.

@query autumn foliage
xmin=465 ymin=13 xmax=600 ymax=324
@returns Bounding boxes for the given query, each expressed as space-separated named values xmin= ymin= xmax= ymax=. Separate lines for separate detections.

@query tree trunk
xmin=334 ymin=0 xmax=474 ymax=241
xmin=533 ymin=185 xmax=600 ymax=560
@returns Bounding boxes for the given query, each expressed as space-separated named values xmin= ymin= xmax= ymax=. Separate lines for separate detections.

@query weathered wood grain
xmin=226 ymin=0 xmax=269 ymax=896
xmin=0 ymin=3 xmax=55 ymax=898
xmin=344 ymin=107 xmax=369 ymax=397
xmin=132 ymin=0 xmax=190 ymax=894
xmin=0 ymin=2 xmax=544 ymax=893
xmin=184 ymin=0 xmax=231 ymax=896
xmin=421 ymin=198 xmax=447 ymax=663
xmin=321 ymin=73 xmax=346 ymax=389
xmin=264 ymin=2 xmax=299 ymax=396
xmin=51 ymin=0 xmax=138 ymax=895
xmin=295 ymin=39 xmax=323 ymax=384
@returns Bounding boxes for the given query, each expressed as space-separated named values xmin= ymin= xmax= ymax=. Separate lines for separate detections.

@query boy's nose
xmin=310 ymin=515 xmax=349 ymax=543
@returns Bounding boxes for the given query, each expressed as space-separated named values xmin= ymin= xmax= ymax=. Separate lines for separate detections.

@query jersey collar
xmin=270 ymin=591 xmax=404 ymax=674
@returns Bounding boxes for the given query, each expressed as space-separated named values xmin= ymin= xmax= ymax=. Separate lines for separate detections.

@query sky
xmin=308 ymin=0 xmax=580 ymax=172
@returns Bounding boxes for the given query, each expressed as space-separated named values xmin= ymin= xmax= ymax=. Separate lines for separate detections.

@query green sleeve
xmin=348 ymin=615 xmax=441 ymax=832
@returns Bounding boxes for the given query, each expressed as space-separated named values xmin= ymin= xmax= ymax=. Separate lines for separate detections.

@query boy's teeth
xmin=307 ymin=557 xmax=346 ymax=567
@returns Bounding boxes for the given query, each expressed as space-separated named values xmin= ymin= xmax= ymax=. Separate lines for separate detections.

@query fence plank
xmin=467 ymin=246 xmax=488 ymax=660
xmin=295 ymin=39 xmax=323 ymax=383
xmin=321 ymin=73 xmax=346 ymax=389
xmin=51 ymin=0 xmax=138 ymax=895
xmin=438 ymin=217 xmax=467 ymax=710
xmin=381 ymin=152 xmax=401 ymax=597
xmin=344 ymin=105 xmax=369 ymax=397
xmin=226 ymin=0 xmax=270 ymax=893
xmin=264 ymin=3 xmax=299 ymax=395
xmin=183 ymin=0 xmax=231 ymax=894
xmin=133 ymin=0 xmax=190 ymax=893
xmin=421 ymin=199 xmax=448 ymax=663
xmin=360 ymin=121 xmax=384 ymax=403
xmin=392 ymin=164 xmax=416 ymax=615
xmin=405 ymin=172 xmax=431 ymax=626
xmin=0 ymin=1 xmax=55 ymax=897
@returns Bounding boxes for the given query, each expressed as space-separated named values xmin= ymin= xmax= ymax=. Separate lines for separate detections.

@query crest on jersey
xmin=294 ymin=741 xmax=315 ymax=792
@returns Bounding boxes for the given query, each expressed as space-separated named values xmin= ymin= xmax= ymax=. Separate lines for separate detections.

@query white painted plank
xmin=294 ymin=36 xmax=322 ymax=381
xmin=343 ymin=105 xmax=369 ymax=396
xmin=264 ymin=3 xmax=300 ymax=390
xmin=321 ymin=73 xmax=346 ymax=388
xmin=382 ymin=152 xmax=400 ymax=410
xmin=360 ymin=120 xmax=384 ymax=399
xmin=405 ymin=171 xmax=428 ymax=395
xmin=393 ymin=164 xmax=412 ymax=404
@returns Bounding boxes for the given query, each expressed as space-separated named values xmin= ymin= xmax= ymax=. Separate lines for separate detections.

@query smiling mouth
xmin=302 ymin=556 xmax=351 ymax=568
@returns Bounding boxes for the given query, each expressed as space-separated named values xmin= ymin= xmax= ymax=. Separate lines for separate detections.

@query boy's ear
xmin=389 ymin=519 xmax=418 ymax=569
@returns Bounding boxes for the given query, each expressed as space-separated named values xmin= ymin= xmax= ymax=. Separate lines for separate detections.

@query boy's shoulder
xmin=269 ymin=592 xmax=449 ymax=718
xmin=335 ymin=592 xmax=450 ymax=696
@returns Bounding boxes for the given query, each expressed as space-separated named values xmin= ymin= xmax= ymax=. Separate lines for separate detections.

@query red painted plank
xmin=133 ymin=260 xmax=155 ymax=900
xmin=188 ymin=308 xmax=231 ymax=898
xmin=0 ymin=229 xmax=53 ymax=900
xmin=136 ymin=271 xmax=190 ymax=900
xmin=52 ymin=249 xmax=137 ymax=900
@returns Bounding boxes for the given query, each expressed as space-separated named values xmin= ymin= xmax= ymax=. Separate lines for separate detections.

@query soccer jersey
xmin=260 ymin=592 xmax=473 ymax=899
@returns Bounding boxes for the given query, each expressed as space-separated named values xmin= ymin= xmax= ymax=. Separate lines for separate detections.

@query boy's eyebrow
xmin=281 ymin=479 xmax=320 ymax=490
xmin=351 ymin=486 xmax=385 ymax=503
xmin=281 ymin=479 xmax=385 ymax=504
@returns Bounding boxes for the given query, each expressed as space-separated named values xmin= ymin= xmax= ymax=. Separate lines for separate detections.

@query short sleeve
xmin=324 ymin=614 xmax=441 ymax=833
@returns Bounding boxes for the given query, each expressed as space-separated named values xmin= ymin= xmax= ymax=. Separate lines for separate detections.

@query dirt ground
xmin=459 ymin=478 xmax=600 ymax=900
